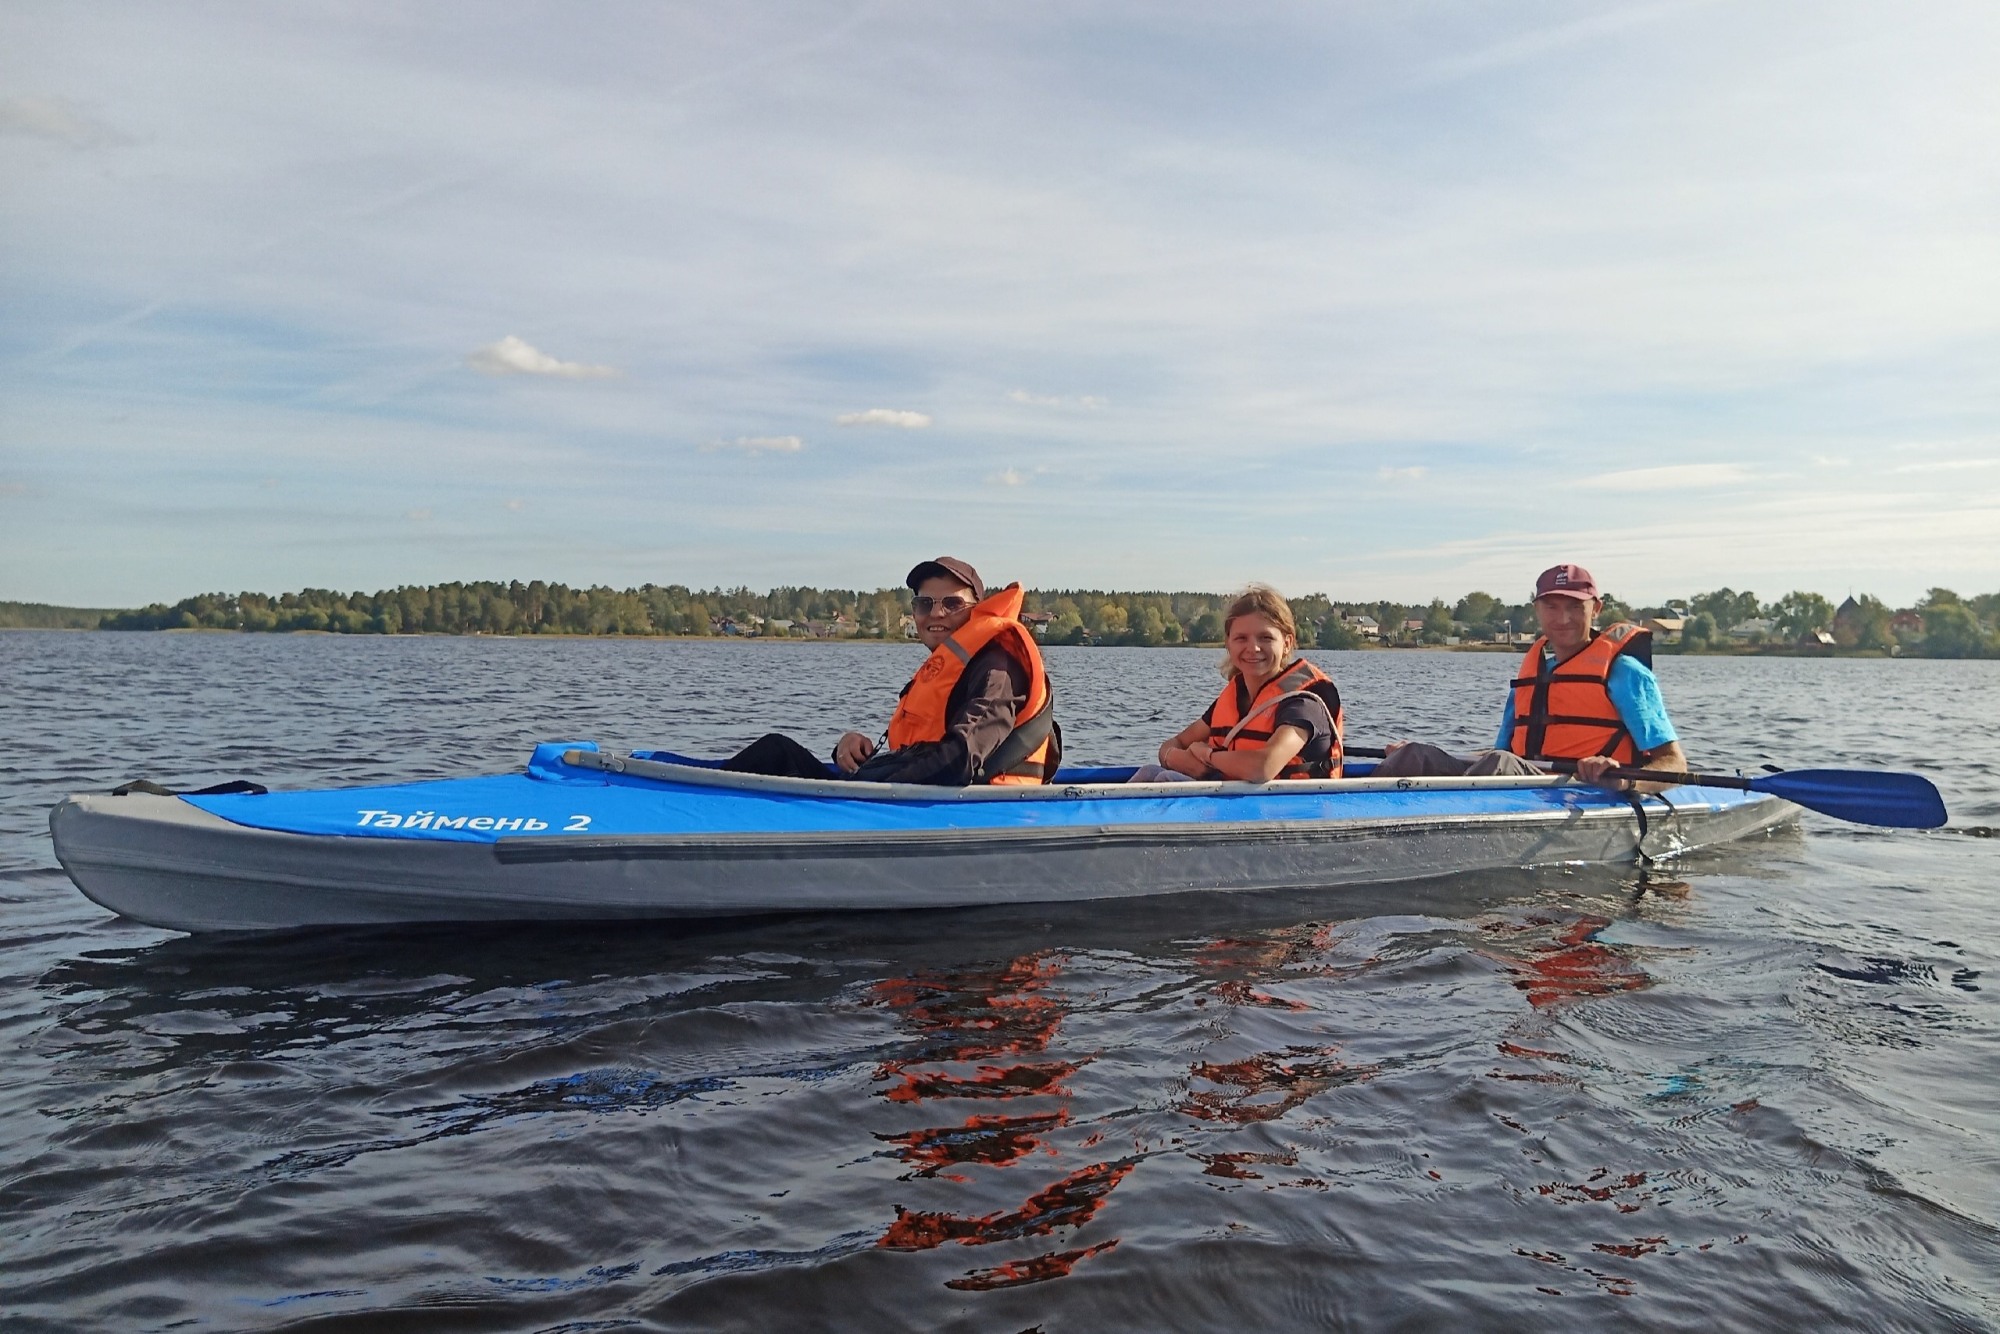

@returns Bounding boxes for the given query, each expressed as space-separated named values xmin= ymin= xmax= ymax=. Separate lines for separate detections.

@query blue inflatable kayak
xmin=50 ymin=742 xmax=1797 ymax=932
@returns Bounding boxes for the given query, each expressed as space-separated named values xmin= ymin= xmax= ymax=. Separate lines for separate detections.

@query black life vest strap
xmin=1524 ymin=655 xmax=1552 ymax=759
xmin=979 ymin=680 xmax=1059 ymax=782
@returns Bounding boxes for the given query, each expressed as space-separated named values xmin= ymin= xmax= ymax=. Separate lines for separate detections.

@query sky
xmin=4 ymin=0 xmax=1998 ymax=609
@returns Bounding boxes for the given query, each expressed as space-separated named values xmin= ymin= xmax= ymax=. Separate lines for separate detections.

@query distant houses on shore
xmin=714 ymin=612 xmax=867 ymax=639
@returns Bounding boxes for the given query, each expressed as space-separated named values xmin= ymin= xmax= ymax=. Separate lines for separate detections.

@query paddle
xmin=1342 ymin=747 xmax=1947 ymax=829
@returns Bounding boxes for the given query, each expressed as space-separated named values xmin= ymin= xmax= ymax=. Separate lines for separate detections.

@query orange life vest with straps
xmin=885 ymin=583 xmax=1058 ymax=785
xmin=1505 ymin=621 xmax=1653 ymax=764
xmin=1206 ymin=658 xmax=1345 ymax=780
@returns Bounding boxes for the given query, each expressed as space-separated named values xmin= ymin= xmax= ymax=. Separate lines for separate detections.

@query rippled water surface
xmin=2 ymin=633 xmax=1996 ymax=1331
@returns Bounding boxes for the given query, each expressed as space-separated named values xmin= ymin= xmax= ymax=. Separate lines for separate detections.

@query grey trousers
xmin=1369 ymin=742 xmax=1543 ymax=778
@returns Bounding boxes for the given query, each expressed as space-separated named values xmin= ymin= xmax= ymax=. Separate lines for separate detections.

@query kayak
xmin=49 ymin=742 xmax=1798 ymax=933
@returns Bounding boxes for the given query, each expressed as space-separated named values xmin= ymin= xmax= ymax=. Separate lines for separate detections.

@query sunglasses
xmin=911 ymin=594 xmax=975 ymax=615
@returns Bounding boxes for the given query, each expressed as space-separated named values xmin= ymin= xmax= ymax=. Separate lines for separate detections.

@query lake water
xmin=1 ymin=632 xmax=1996 ymax=1331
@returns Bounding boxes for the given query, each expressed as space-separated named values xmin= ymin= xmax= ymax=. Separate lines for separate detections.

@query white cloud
xmin=405 ymin=507 xmax=433 ymax=521
xmin=466 ymin=335 xmax=618 ymax=379
xmin=1572 ymin=463 xmax=1750 ymax=490
xmin=505 ymin=498 xmax=527 ymax=511
xmin=0 ymin=96 xmax=123 ymax=147
xmin=703 ymin=435 xmax=804 ymax=455
xmin=1377 ymin=465 xmax=1428 ymax=481
xmin=836 ymin=408 xmax=932 ymax=428
xmin=1009 ymin=390 xmax=1107 ymax=411
xmin=987 ymin=468 xmax=1029 ymax=487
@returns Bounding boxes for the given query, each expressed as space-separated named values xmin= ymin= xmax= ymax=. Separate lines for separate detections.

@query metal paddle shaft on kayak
xmin=1344 ymin=746 xmax=1948 ymax=830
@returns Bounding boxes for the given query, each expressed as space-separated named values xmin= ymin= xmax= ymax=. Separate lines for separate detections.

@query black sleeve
xmin=1272 ymin=692 xmax=1335 ymax=764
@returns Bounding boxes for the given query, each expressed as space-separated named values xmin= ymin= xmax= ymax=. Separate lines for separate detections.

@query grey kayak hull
xmin=50 ymin=785 xmax=1797 ymax=933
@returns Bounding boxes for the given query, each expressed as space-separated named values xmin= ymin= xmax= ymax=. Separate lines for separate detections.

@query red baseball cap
xmin=1533 ymin=563 xmax=1599 ymax=601
xmin=906 ymin=557 xmax=984 ymax=601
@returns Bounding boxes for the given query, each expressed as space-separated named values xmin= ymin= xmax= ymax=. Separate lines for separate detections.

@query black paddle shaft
xmin=1540 ymin=758 xmax=1752 ymax=790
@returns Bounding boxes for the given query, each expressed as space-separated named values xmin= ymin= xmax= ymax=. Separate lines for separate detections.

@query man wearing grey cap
xmin=1374 ymin=562 xmax=1687 ymax=793
xmin=722 ymin=556 xmax=1057 ymax=785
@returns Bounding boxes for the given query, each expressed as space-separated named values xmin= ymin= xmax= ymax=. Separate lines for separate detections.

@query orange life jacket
xmin=1506 ymin=622 xmax=1653 ymax=764
xmin=885 ymin=583 xmax=1057 ymax=785
xmin=1206 ymin=658 xmax=1345 ymax=780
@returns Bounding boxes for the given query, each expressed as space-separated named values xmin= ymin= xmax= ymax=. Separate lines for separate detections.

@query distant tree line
xmin=12 ymin=579 xmax=1979 ymax=657
xmin=0 ymin=600 xmax=117 ymax=630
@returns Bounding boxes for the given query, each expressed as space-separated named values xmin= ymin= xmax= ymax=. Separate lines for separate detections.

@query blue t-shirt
xmin=1495 ymin=655 xmax=1676 ymax=754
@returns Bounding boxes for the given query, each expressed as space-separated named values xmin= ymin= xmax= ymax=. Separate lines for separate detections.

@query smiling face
xmin=912 ymin=575 xmax=977 ymax=650
xmin=1534 ymin=593 xmax=1601 ymax=660
xmin=1226 ymin=612 xmax=1294 ymax=689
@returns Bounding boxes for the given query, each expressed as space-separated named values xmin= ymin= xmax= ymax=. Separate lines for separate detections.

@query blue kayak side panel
xmin=179 ymin=745 xmax=1766 ymax=845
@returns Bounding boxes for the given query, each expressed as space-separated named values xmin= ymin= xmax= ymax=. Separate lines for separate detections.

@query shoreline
xmin=0 ymin=625 xmax=1922 ymax=658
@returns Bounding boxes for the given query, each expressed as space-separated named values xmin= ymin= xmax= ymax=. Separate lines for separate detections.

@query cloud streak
xmin=466 ymin=336 xmax=618 ymax=379
xmin=836 ymin=408 xmax=931 ymax=428
xmin=0 ymin=96 xmax=125 ymax=147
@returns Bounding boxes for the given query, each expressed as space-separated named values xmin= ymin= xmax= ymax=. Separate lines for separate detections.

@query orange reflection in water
xmin=870 ymin=954 xmax=1126 ymax=1288
xmin=944 ymin=1239 xmax=1120 ymax=1291
xmin=1483 ymin=914 xmax=1650 ymax=1008
xmin=1205 ymin=978 xmax=1308 ymax=1011
xmin=870 ymin=956 xmax=1066 ymax=1062
xmin=1537 ymin=1168 xmax=1652 ymax=1210
xmin=1179 ymin=1045 xmax=1378 ymax=1124
xmin=876 ymin=1110 xmax=1070 ymax=1177
xmin=1192 ymin=923 xmax=1353 ymax=976
xmin=881 ymin=1059 xmax=1085 ymax=1105
xmin=1195 ymin=1149 xmax=1299 ymax=1180
xmin=871 ymin=955 xmax=1085 ymax=1106
xmin=878 ymin=1158 xmax=1137 ymax=1251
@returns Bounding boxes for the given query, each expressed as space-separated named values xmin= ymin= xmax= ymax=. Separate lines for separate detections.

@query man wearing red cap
xmin=1375 ymin=562 xmax=1686 ymax=792
xmin=721 ymin=556 xmax=1058 ymax=785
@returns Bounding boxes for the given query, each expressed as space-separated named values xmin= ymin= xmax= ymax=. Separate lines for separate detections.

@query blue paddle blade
xmin=1751 ymin=769 xmax=1948 ymax=829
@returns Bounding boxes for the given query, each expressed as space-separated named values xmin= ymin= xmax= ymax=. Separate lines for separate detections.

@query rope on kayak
xmin=110 ymin=778 xmax=268 ymax=797
xmin=1624 ymin=790 xmax=1651 ymax=856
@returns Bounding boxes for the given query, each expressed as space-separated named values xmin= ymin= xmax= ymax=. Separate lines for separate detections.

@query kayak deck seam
xmin=490 ymin=805 xmax=1666 ymax=863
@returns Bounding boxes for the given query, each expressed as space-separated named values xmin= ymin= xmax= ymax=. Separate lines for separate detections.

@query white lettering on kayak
xmin=353 ymin=811 xmax=576 ymax=832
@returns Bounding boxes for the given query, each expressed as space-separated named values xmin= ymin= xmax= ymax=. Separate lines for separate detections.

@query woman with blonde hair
xmin=1153 ymin=585 xmax=1345 ymax=782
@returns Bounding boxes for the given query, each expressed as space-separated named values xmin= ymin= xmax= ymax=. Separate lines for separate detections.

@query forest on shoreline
xmin=7 ymin=581 xmax=1999 ymax=658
